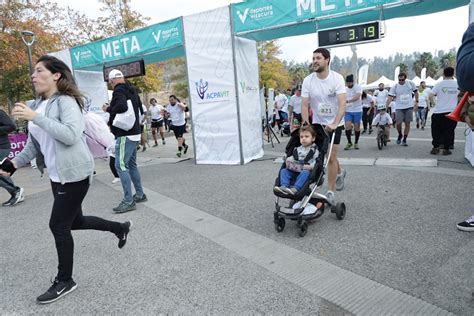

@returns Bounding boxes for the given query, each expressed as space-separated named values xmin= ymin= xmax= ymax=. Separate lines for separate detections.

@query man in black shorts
xmin=149 ymin=98 xmax=166 ymax=146
xmin=165 ymin=95 xmax=189 ymax=157
xmin=301 ymin=48 xmax=347 ymax=205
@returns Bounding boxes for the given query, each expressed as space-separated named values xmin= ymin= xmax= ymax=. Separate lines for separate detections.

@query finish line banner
xmin=70 ymin=18 xmax=183 ymax=69
xmin=231 ymin=0 xmax=400 ymax=34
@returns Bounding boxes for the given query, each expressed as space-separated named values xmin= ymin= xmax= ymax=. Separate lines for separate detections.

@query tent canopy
xmin=231 ymin=0 xmax=469 ymax=41
xmin=363 ymin=75 xmax=396 ymax=90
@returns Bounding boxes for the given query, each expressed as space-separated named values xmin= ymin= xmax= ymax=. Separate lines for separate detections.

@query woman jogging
xmin=6 ymin=55 xmax=132 ymax=304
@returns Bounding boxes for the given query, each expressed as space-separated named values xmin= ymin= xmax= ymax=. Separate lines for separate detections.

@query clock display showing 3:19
xmin=318 ymin=21 xmax=382 ymax=48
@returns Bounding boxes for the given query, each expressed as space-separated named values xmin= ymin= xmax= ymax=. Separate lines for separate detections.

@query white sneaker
xmin=336 ymin=169 xmax=346 ymax=191
xmin=326 ymin=191 xmax=336 ymax=206
xmin=111 ymin=178 xmax=120 ymax=184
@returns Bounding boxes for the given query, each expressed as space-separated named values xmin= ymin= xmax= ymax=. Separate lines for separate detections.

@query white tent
xmin=411 ymin=76 xmax=421 ymax=86
xmin=425 ymin=76 xmax=438 ymax=86
xmin=363 ymin=75 xmax=397 ymax=90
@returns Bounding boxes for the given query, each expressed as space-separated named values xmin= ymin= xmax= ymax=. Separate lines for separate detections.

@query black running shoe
xmin=117 ymin=221 xmax=133 ymax=249
xmin=36 ymin=278 xmax=77 ymax=304
xmin=183 ymin=144 xmax=189 ymax=154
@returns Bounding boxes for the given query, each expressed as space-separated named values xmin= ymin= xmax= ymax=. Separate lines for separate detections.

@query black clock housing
xmin=103 ymin=60 xmax=146 ymax=82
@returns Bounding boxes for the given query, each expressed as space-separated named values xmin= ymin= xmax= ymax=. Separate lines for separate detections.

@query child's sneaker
xmin=284 ymin=187 xmax=297 ymax=195
xmin=456 ymin=215 xmax=474 ymax=232
xmin=274 ymin=186 xmax=287 ymax=194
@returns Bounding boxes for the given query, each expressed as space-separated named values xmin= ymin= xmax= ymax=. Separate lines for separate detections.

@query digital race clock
xmin=318 ymin=21 xmax=384 ymax=49
xmin=103 ymin=59 xmax=146 ymax=82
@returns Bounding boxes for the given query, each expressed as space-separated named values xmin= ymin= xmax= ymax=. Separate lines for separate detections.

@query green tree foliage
xmin=397 ymin=63 xmax=408 ymax=74
xmin=286 ymin=61 xmax=311 ymax=88
xmin=258 ymin=41 xmax=291 ymax=90
xmin=412 ymin=52 xmax=438 ymax=77
xmin=438 ymin=51 xmax=456 ymax=70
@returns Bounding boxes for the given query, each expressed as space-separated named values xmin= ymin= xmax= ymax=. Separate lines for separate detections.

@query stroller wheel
xmin=298 ymin=221 xmax=308 ymax=237
xmin=275 ymin=217 xmax=285 ymax=232
xmin=335 ymin=202 xmax=346 ymax=220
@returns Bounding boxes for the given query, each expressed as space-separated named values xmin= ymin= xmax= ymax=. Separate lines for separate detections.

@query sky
xmin=54 ymin=0 xmax=470 ymax=64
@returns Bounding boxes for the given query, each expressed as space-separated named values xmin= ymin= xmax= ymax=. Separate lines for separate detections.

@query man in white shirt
xmin=344 ymin=74 xmax=363 ymax=150
xmin=417 ymin=81 xmax=431 ymax=130
xmin=385 ymin=73 xmax=419 ymax=146
xmin=274 ymin=91 xmax=289 ymax=129
xmin=301 ymin=48 xmax=347 ymax=205
xmin=289 ymin=87 xmax=302 ymax=123
xmin=429 ymin=67 xmax=459 ymax=155
xmin=374 ymin=82 xmax=389 ymax=114
xmin=166 ymin=95 xmax=189 ymax=157
xmin=149 ymin=98 xmax=166 ymax=146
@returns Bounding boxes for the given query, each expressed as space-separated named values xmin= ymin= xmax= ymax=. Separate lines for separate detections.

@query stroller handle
xmin=322 ymin=131 xmax=336 ymax=169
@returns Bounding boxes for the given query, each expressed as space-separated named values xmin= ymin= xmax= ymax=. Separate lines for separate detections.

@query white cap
xmin=108 ymin=69 xmax=124 ymax=80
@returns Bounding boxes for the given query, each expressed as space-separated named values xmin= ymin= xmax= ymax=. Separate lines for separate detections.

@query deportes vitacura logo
xmin=236 ymin=8 xmax=249 ymax=23
xmin=195 ymin=79 xmax=230 ymax=103
xmin=195 ymin=79 xmax=209 ymax=100
xmin=236 ymin=5 xmax=273 ymax=24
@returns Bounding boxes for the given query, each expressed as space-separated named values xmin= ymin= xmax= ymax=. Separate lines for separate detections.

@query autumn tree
xmin=258 ymin=41 xmax=291 ymax=90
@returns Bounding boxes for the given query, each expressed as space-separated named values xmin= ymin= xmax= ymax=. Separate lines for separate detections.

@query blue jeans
xmin=280 ymin=169 xmax=311 ymax=190
xmin=115 ymin=136 xmax=144 ymax=203
xmin=416 ymin=107 xmax=427 ymax=124
xmin=0 ymin=149 xmax=18 ymax=195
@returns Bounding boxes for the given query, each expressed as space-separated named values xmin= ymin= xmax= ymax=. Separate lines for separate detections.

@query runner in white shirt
xmin=289 ymin=87 xmax=302 ymax=123
xmin=361 ymin=91 xmax=375 ymax=134
xmin=149 ymin=98 xmax=166 ymax=146
xmin=274 ymin=91 xmax=289 ymax=130
xmin=343 ymin=74 xmax=363 ymax=150
xmin=165 ymin=95 xmax=189 ymax=157
xmin=416 ymin=81 xmax=431 ymax=130
xmin=385 ymin=73 xmax=419 ymax=146
xmin=301 ymin=48 xmax=347 ymax=205
xmin=374 ymin=82 xmax=389 ymax=114
xmin=429 ymin=67 xmax=459 ymax=155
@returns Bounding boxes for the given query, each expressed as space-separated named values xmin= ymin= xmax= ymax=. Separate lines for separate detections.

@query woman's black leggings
xmin=50 ymin=178 xmax=122 ymax=281
xmin=362 ymin=108 xmax=374 ymax=131
xmin=109 ymin=156 xmax=119 ymax=178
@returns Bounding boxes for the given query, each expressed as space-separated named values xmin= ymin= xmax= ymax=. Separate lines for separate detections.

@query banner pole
xmin=229 ymin=4 xmax=245 ymax=165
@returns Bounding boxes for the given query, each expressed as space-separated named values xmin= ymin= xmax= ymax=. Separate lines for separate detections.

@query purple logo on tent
xmin=195 ymin=79 xmax=209 ymax=100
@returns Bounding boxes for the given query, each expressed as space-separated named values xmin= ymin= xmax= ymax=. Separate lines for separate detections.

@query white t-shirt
xmin=418 ymin=89 xmax=430 ymax=108
xmin=362 ymin=94 xmax=374 ymax=109
xmin=28 ymin=100 xmax=60 ymax=182
xmin=289 ymin=95 xmax=302 ymax=114
xmin=345 ymin=84 xmax=363 ymax=112
xmin=274 ymin=93 xmax=288 ymax=113
xmin=167 ymin=103 xmax=186 ymax=126
xmin=149 ymin=104 xmax=163 ymax=121
xmin=431 ymin=79 xmax=459 ymax=114
xmin=372 ymin=112 xmax=393 ymax=126
xmin=301 ymin=71 xmax=346 ymax=126
xmin=388 ymin=81 xmax=417 ymax=110
xmin=373 ymin=89 xmax=389 ymax=107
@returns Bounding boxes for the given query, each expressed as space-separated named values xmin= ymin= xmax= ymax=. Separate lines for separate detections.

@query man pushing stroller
xmin=274 ymin=126 xmax=318 ymax=195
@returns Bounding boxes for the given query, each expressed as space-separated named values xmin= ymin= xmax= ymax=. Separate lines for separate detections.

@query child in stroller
xmin=273 ymin=125 xmax=346 ymax=237
xmin=274 ymin=126 xmax=318 ymax=195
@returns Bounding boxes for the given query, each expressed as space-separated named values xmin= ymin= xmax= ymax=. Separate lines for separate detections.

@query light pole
xmin=21 ymin=30 xmax=36 ymax=95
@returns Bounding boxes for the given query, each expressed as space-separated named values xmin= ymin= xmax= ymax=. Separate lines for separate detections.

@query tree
xmin=397 ymin=63 xmax=408 ymax=74
xmin=286 ymin=61 xmax=310 ymax=88
xmin=0 ymin=0 xmax=73 ymax=109
xmin=412 ymin=52 xmax=438 ymax=78
xmin=438 ymin=51 xmax=456 ymax=70
xmin=257 ymin=41 xmax=291 ymax=90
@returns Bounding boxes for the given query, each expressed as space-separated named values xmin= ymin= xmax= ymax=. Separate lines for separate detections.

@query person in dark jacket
xmin=0 ymin=108 xmax=24 ymax=206
xmin=455 ymin=23 xmax=474 ymax=232
xmin=105 ymin=69 xmax=147 ymax=213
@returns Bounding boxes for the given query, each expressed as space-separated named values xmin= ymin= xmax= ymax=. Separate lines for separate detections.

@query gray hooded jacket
xmin=13 ymin=94 xmax=94 ymax=184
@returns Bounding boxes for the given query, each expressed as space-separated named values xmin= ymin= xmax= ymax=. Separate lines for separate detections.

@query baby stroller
xmin=280 ymin=121 xmax=291 ymax=137
xmin=273 ymin=128 xmax=346 ymax=237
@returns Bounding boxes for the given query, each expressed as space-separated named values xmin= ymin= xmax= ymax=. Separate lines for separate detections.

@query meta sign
xmin=70 ymin=18 xmax=183 ymax=70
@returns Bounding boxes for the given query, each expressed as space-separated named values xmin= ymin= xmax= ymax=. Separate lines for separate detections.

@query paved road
xmin=1 ymin=122 xmax=473 ymax=315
